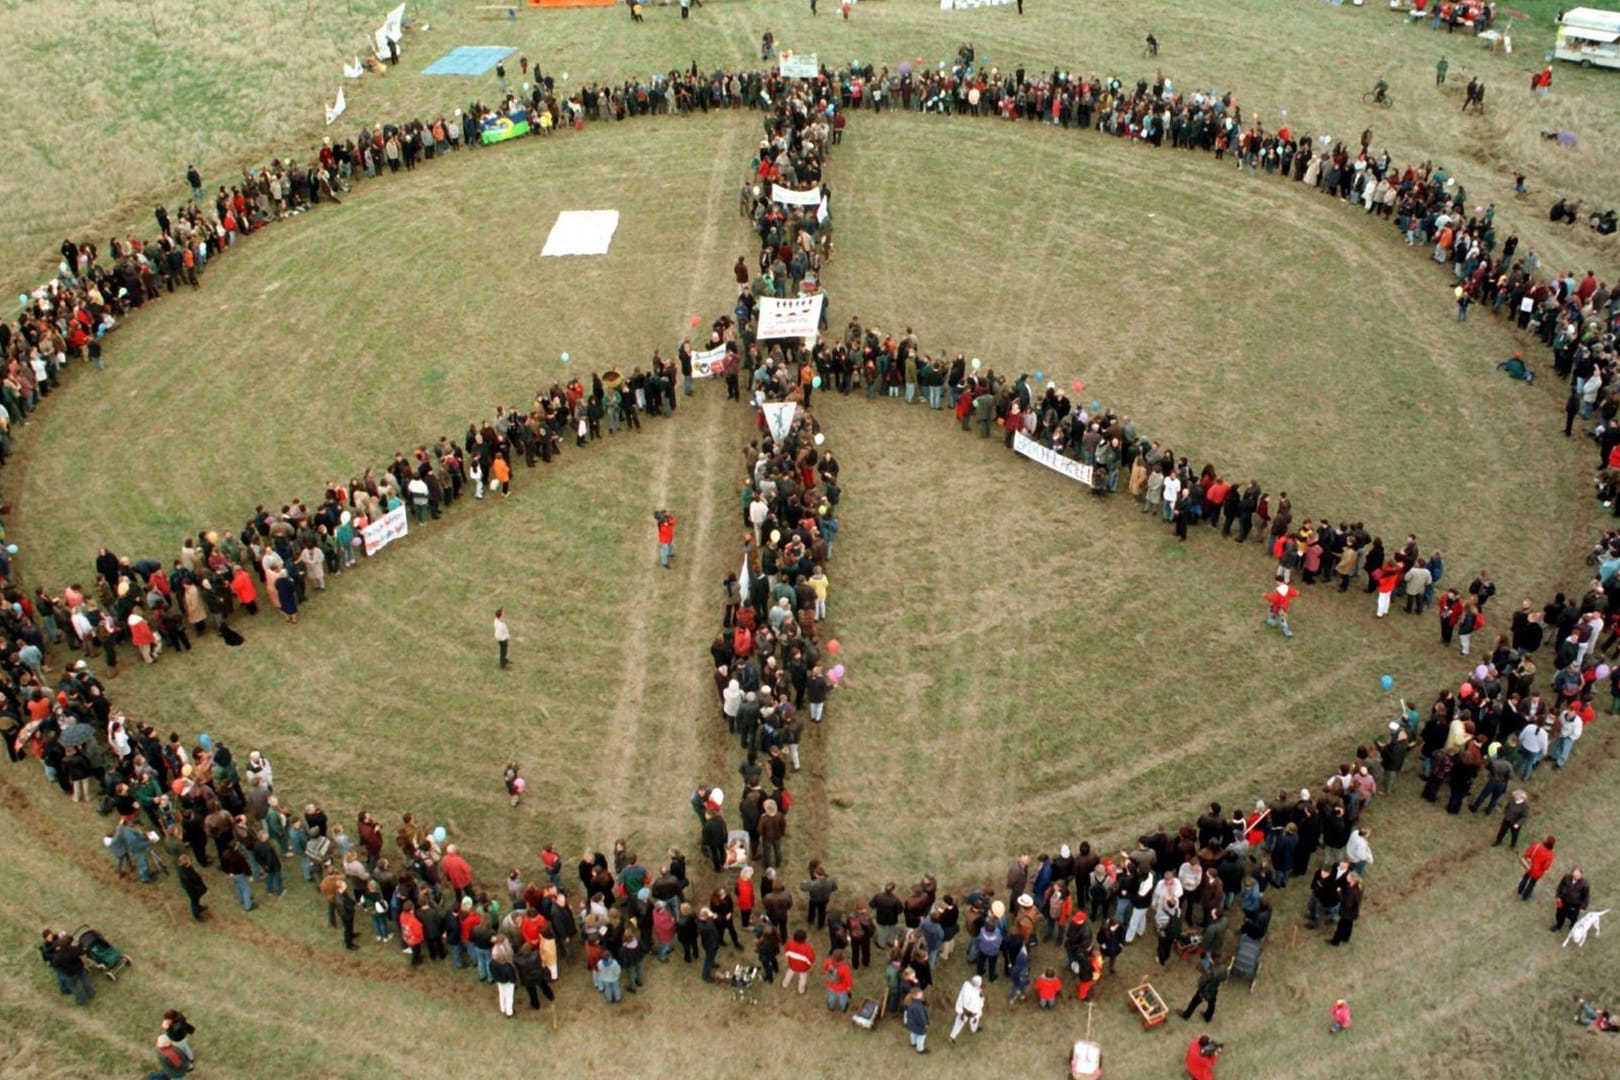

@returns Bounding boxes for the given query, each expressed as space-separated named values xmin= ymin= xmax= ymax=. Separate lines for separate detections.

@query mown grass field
xmin=3 ymin=1 xmax=1619 ymax=1077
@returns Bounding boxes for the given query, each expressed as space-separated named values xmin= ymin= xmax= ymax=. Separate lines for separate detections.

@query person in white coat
xmin=949 ymin=975 xmax=984 ymax=1042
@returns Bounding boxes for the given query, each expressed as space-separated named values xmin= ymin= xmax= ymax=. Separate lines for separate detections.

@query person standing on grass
xmin=949 ymin=974 xmax=985 ymax=1043
xmin=1265 ymin=578 xmax=1299 ymax=639
xmin=177 ymin=854 xmax=209 ymax=921
xmin=1518 ymin=836 xmax=1556 ymax=900
xmin=1328 ymin=871 xmax=1362 ymax=946
xmin=657 ymin=510 xmax=678 ymax=568
xmin=903 ymin=987 xmax=930 ymax=1053
xmin=1483 ymin=790 xmax=1522 ymax=848
xmin=783 ymin=927 xmax=815 ymax=992
xmin=823 ymin=948 xmax=853 ymax=1012
xmin=494 ymin=608 xmax=511 ymax=669
xmin=1552 ymin=867 xmax=1589 ymax=933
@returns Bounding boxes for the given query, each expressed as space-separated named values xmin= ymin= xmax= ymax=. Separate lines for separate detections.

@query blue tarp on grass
xmin=422 ymin=46 xmax=516 ymax=77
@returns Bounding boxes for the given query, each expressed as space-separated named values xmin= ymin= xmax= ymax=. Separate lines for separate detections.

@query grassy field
xmin=4 ymin=0 xmax=1618 ymax=274
xmin=4 ymin=1 xmax=1620 ymax=1078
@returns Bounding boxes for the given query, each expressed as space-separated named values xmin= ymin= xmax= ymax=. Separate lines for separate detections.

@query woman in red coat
xmin=229 ymin=567 xmax=259 ymax=615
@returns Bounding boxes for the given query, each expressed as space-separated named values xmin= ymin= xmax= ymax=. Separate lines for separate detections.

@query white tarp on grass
xmin=541 ymin=210 xmax=621 ymax=257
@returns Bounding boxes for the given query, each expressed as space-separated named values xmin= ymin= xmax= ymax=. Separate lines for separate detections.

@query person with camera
xmin=1184 ymin=1034 xmax=1222 ymax=1079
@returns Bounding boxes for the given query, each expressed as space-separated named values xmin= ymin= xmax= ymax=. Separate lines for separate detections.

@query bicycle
xmin=1362 ymin=88 xmax=1394 ymax=108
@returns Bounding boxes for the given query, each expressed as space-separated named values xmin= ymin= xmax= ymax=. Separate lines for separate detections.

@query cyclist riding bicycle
xmin=1371 ymin=78 xmax=1389 ymax=104
xmin=1146 ymin=33 xmax=1159 ymax=57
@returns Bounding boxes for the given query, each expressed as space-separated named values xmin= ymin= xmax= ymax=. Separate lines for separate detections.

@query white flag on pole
xmin=325 ymin=87 xmax=347 ymax=125
xmin=762 ymin=402 xmax=798 ymax=443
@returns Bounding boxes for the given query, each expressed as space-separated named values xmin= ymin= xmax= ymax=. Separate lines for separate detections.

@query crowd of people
xmin=5 ymin=32 xmax=1614 ymax=1073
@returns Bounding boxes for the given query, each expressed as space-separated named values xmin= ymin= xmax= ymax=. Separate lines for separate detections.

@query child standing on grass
xmin=1330 ymin=998 xmax=1352 ymax=1033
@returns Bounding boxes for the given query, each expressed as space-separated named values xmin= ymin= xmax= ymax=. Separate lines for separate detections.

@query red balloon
xmin=827 ymin=639 xmax=841 ymax=656
xmin=1071 ymin=380 xmax=1084 ymax=393
xmin=689 ymin=316 xmax=701 ymax=327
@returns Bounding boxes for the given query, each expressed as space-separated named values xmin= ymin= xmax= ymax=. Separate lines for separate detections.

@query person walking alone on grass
xmin=1179 ymin=957 xmax=1226 ymax=1021
xmin=1265 ymin=578 xmax=1298 ymax=639
xmin=1552 ymin=867 xmax=1589 ymax=932
xmin=494 ymin=608 xmax=511 ymax=669
xmin=656 ymin=510 xmax=678 ymax=568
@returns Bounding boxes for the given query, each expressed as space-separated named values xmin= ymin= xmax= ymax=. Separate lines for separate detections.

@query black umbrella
xmin=58 ymin=721 xmax=95 ymax=749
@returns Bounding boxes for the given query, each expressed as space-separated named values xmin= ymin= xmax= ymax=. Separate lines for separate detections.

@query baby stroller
xmin=1228 ymin=935 xmax=1262 ymax=992
xmin=71 ymin=925 xmax=132 ymax=981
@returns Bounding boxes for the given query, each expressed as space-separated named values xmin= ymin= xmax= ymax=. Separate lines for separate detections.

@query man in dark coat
xmin=1178 ymin=955 xmax=1227 ymax=1021
xmin=177 ymin=854 xmax=209 ymax=920
xmin=336 ymin=881 xmax=359 ymax=950
xmin=1328 ymin=872 xmax=1363 ymax=946
xmin=1553 ymin=868 xmax=1590 ymax=932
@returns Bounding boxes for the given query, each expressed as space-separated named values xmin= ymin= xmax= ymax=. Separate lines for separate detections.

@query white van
xmin=1555 ymin=7 xmax=1620 ymax=68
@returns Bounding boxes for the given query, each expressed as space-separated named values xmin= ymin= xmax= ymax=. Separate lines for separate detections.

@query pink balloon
xmin=1598 ymin=664 xmax=1612 ymax=680
xmin=827 ymin=639 xmax=840 ymax=656
xmin=828 ymin=664 xmax=845 ymax=682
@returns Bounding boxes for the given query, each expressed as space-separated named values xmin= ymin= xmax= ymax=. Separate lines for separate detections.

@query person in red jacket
xmin=229 ymin=566 xmax=259 ymax=615
xmin=1373 ymin=564 xmax=1402 ymax=618
xmin=656 ymin=510 xmax=678 ymax=568
xmin=442 ymin=845 xmax=474 ymax=901
xmin=1184 ymin=1034 xmax=1222 ymax=1080
xmin=1265 ymin=579 xmax=1299 ymax=639
xmin=1034 ymin=967 xmax=1063 ymax=1008
xmin=822 ymin=948 xmax=853 ymax=1012
xmin=783 ymin=928 xmax=816 ymax=993
xmin=1517 ymin=836 xmax=1557 ymax=900
xmin=399 ymin=901 xmax=424 ymax=964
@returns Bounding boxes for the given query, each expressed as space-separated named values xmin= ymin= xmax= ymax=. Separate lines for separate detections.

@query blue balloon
xmin=3 ymin=544 xmax=15 ymax=554
xmin=1379 ymin=674 xmax=1394 ymax=691
xmin=560 ymin=351 xmax=571 ymax=364
xmin=1089 ymin=401 xmax=1101 ymax=411
xmin=199 ymin=733 xmax=213 ymax=750
xmin=1035 ymin=371 xmax=1044 ymax=381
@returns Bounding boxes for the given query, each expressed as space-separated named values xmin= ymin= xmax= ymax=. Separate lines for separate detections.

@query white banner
xmin=1013 ymin=432 xmax=1095 ymax=488
xmin=691 ymin=345 xmax=726 ymax=379
xmin=757 ymin=295 xmax=825 ymax=339
xmin=942 ymin=0 xmax=1016 ymax=8
xmin=361 ymin=505 xmax=411 ymax=557
xmin=325 ymin=87 xmax=347 ymax=126
xmin=771 ymin=184 xmax=823 ymax=207
xmin=762 ymin=402 xmax=798 ymax=443
xmin=816 ymin=195 xmax=829 ymax=224
xmin=778 ymin=53 xmax=819 ymax=79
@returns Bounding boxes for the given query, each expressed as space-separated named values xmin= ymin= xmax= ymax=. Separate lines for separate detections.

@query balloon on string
xmin=1034 ymin=371 xmax=1044 ymax=381
xmin=690 ymin=316 xmax=701 ymax=327
xmin=827 ymin=638 xmax=841 ymax=656
xmin=3 ymin=544 xmax=16 ymax=554
xmin=1598 ymin=664 xmax=1612 ymax=680
xmin=828 ymin=663 xmax=846 ymax=682
xmin=813 ymin=433 xmax=825 ymax=446
xmin=560 ymin=351 xmax=571 ymax=364
xmin=970 ymin=357 xmax=981 ymax=370
xmin=1089 ymin=401 xmax=1101 ymax=411
xmin=1379 ymin=674 xmax=1394 ymax=691
xmin=433 ymin=826 xmax=447 ymax=844
xmin=16 ymin=294 xmax=26 ymax=306
xmin=812 ymin=375 xmax=822 ymax=388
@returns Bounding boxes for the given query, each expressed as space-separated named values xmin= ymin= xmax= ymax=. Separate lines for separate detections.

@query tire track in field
xmin=588 ymin=120 xmax=743 ymax=846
